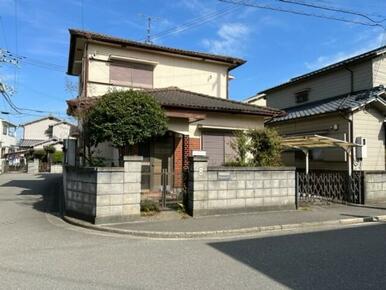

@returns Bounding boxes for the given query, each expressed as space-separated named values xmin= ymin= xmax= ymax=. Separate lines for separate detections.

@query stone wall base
xmin=190 ymin=204 xmax=296 ymax=217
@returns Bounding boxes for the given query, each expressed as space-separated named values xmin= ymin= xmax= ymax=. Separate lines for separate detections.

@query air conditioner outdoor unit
xmin=355 ymin=137 xmax=367 ymax=159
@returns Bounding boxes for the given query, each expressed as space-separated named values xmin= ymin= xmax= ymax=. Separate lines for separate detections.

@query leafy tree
xmin=83 ymin=90 xmax=168 ymax=162
xmin=248 ymin=128 xmax=283 ymax=167
xmin=230 ymin=130 xmax=249 ymax=166
xmin=32 ymin=149 xmax=46 ymax=161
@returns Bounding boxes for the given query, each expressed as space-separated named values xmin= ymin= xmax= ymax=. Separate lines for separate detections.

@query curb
xmin=63 ymin=214 xmax=386 ymax=239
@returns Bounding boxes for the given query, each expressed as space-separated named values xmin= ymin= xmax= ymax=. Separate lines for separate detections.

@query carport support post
xmin=302 ymin=149 xmax=309 ymax=175
xmin=347 ymin=148 xmax=352 ymax=176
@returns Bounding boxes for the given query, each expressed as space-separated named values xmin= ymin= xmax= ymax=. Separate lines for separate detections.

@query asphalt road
xmin=1 ymin=173 xmax=386 ymax=289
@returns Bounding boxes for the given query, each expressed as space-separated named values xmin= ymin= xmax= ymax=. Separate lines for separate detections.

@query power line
xmin=219 ymin=0 xmax=385 ymax=29
xmin=276 ymin=0 xmax=386 ymax=24
xmin=149 ymin=6 xmax=240 ymax=42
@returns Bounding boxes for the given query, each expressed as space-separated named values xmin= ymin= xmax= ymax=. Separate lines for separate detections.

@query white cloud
xmin=202 ymin=23 xmax=250 ymax=55
xmin=305 ymin=31 xmax=386 ymax=70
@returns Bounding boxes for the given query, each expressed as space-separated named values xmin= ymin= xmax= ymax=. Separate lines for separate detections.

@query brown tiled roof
xmin=67 ymin=87 xmax=284 ymax=117
xmin=68 ymin=29 xmax=246 ymax=75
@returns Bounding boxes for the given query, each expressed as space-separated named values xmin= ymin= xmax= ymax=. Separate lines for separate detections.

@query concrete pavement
xmin=1 ymin=173 xmax=386 ymax=289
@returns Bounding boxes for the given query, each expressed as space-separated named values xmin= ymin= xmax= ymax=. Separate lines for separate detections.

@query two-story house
xmin=65 ymin=29 xmax=283 ymax=191
xmin=0 ymin=119 xmax=17 ymax=158
xmin=247 ymin=46 xmax=386 ymax=172
xmin=19 ymin=116 xmax=75 ymax=151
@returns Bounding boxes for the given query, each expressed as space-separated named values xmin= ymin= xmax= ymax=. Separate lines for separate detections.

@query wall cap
xmin=208 ymin=166 xmax=296 ymax=171
xmin=124 ymin=155 xmax=144 ymax=162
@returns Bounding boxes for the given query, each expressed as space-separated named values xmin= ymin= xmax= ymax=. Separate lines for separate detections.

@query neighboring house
xmin=245 ymin=93 xmax=267 ymax=107
xmin=253 ymin=46 xmax=386 ymax=171
xmin=19 ymin=116 xmax=75 ymax=151
xmin=66 ymin=29 xmax=283 ymax=190
xmin=0 ymin=119 xmax=17 ymax=158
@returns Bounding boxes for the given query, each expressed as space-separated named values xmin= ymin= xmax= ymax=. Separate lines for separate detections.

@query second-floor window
xmin=295 ymin=90 xmax=309 ymax=104
xmin=2 ymin=125 xmax=7 ymax=135
xmin=109 ymin=61 xmax=154 ymax=89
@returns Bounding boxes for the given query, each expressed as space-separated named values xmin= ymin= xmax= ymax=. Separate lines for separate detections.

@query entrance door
xmin=150 ymin=134 xmax=174 ymax=191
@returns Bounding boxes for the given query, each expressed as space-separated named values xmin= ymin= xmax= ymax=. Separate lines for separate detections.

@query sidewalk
xmin=64 ymin=203 xmax=386 ymax=239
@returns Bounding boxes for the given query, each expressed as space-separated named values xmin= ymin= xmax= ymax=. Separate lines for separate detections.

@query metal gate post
xmin=161 ymin=168 xmax=167 ymax=208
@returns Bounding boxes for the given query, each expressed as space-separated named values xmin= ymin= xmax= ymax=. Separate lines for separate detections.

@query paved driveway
xmin=1 ymin=173 xmax=386 ymax=289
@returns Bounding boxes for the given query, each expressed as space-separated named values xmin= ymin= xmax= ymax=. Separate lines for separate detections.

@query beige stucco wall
xmin=266 ymin=61 xmax=373 ymax=109
xmin=189 ymin=112 xmax=265 ymax=137
xmin=52 ymin=123 xmax=72 ymax=140
xmin=0 ymin=121 xmax=17 ymax=148
xmin=353 ymin=107 xmax=385 ymax=171
xmin=23 ymin=118 xmax=59 ymax=140
xmin=247 ymin=97 xmax=266 ymax=107
xmin=85 ymin=43 xmax=229 ymax=99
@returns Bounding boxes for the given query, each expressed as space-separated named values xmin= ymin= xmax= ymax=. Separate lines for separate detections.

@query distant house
xmin=245 ymin=93 xmax=267 ymax=107
xmin=253 ymin=46 xmax=386 ymax=172
xmin=0 ymin=119 xmax=17 ymax=158
xmin=19 ymin=116 xmax=75 ymax=151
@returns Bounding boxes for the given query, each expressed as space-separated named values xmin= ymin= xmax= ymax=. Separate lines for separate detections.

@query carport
xmin=282 ymin=134 xmax=361 ymax=176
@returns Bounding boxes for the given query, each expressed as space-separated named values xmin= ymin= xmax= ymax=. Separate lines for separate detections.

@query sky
xmin=0 ymin=0 xmax=386 ymax=135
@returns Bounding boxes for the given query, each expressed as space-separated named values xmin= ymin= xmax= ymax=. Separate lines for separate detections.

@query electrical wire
xmin=275 ymin=0 xmax=386 ymax=24
xmin=149 ymin=6 xmax=240 ymax=41
xmin=218 ymin=0 xmax=385 ymax=29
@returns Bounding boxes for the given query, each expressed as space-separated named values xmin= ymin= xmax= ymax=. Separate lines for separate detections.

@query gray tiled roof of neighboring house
xmin=259 ymin=45 xmax=386 ymax=94
xmin=268 ymin=86 xmax=386 ymax=123
xmin=18 ymin=139 xmax=47 ymax=148
xmin=66 ymin=87 xmax=285 ymax=117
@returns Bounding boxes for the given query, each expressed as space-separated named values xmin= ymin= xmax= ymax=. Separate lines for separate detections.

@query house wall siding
xmin=86 ymin=43 xmax=229 ymax=99
xmin=266 ymin=61 xmax=373 ymax=109
xmin=372 ymin=54 xmax=386 ymax=87
xmin=353 ymin=108 xmax=385 ymax=171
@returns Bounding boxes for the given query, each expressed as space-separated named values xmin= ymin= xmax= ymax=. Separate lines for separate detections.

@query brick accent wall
xmin=174 ymin=135 xmax=183 ymax=188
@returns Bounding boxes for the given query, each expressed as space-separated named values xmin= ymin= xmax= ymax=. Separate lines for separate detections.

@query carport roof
xmin=282 ymin=134 xmax=360 ymax=151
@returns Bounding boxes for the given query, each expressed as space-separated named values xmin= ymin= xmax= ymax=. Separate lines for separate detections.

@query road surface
xmin=1 ymin=173 xmax=385 ymax=289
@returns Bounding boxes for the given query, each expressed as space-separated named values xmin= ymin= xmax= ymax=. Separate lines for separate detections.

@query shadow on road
xmin=2 ymin=174 xmax=63 ymax=214
xmin=208 ymin=223 xmax=386 ymax=289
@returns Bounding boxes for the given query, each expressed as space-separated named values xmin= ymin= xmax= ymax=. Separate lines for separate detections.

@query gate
xmin=4 ymin=161 xmax=27 ymax=173
xmin=297 ymin=170 xmax=363 ymax=204
xmin=141 ymin=167 xmax=185 ymax=209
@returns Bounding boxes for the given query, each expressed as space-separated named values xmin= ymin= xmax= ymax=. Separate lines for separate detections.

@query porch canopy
xmin=282 ymin=134 xmax=360 ymax=175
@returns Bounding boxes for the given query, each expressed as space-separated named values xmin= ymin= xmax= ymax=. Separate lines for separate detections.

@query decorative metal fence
xmin=297 ymin=170 xmax=363 ymax=204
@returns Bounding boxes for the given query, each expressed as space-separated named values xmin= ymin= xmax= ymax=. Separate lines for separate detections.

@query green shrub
xmin=248 ymin=128 xmax=283 ymax=167
xmin=140 ymin=199 xmax=160 ymax=214
xmin=32 ymin=149 xmax=46 ymax=161
xmin=52 ymin=151 xmax=64 ymax=164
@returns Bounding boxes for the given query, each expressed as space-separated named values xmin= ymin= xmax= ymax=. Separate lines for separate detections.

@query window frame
xmin=295 ymin=89 xmax=310 ymax=104
xmin=109 ymin=60 xmax=154 ymax=89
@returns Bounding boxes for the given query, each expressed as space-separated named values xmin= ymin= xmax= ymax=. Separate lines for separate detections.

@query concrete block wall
xmin=187 ymin=156 xmax=296 ymax=216
xmin=64 ymin=156 xmax=142 ymax=224
xmin=50 ymin=164 xmax=63 ymax=173
xmin=364 ymin=171 xmax=386 ymax=202
xmin=27 ymin=159 xmax=39 ymax=174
